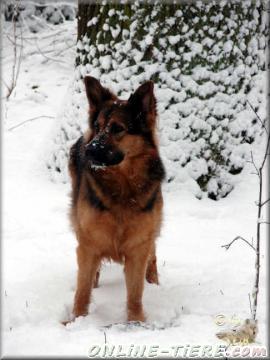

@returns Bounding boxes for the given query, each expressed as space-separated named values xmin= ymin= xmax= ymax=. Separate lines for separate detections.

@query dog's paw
xmin=61 ymin=319 xmax=71 ymax=326
xmin=146 ymin=271 xmax=159 ymax=285
xmin=61 ymin=316 xmax=76 ymax=327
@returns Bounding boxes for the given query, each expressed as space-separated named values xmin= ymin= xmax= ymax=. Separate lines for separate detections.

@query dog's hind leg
xmin=146 ymin=248 xmax=159 ymax=285
xmin=93 ymin=266 xmax=100 ymax=288
xmin=72 ymin=244 xmax=101 ymax=318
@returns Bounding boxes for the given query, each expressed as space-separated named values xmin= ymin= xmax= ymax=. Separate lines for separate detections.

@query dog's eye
xmin=110 ymin=123 xmax=125 ymax=135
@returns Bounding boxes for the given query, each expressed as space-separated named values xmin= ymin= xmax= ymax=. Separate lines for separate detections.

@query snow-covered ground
xmin=1 ymin=20 xmax=268 ymax=357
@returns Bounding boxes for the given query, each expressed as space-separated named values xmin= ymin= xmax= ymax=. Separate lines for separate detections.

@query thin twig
xmin=260 ymin=131 xmax=270 ymax=171
xmin=221 ymin=236 xmax=256 ymax=251
xmin=35 ymin=38 xmax=67 ymax=64
xmin=8 ymin=115 xmax=55 ymax=131
xmin=257 ymin=198 xmax=270 ymax=207
xmin=10 ymin=8 xmax=18 ymax=95
xmin=250 ymin=151 xmax=260 ymax=177
xmin=247 ymin=100 xmax=268 ymax=135
xmin=1 ymin=77 xmax=11 ymax=92
xmin=31 ymin=14 xmax=56 ymax=31
xmin=7 ymin=29 xmax=67 ymax=42
xmin=5 ymin=34 xmax=23 ymax=47
xmin=248 ymin=293 xmax=252 ymax=318
xmin=15 ymin=17 xmax=23 ymax=87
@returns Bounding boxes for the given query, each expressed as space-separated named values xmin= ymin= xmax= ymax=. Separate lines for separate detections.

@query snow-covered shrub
xmin=48 ymin=0 xmax=268 ymax=200
xmin=3 ymin=0 xmax=76 ymax=32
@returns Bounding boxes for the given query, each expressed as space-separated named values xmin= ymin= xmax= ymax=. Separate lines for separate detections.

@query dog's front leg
xmin=124 ymin=248 xmax=149 ymax=322
xmin=72 ymin=244 xmax=101 ymax=318
xmin=146 ymin=245 xmax=159 ymax=285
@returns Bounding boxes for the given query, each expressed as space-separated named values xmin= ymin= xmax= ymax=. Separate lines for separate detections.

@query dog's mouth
xmin=88 ymin=151 xmax=125 ymax=169
xmin=89 ymin=161 xmax=107 ymax=170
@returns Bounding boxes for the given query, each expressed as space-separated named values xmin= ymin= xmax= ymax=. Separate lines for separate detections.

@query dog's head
xmin=84 ymin=76 xmax=157 ymax=168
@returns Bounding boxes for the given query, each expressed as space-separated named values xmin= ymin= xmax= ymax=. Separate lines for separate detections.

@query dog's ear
xmin=128 ymin=81 xmax=156 ymax=114
xmin=128 ymin=81 xmax=156 ymax=131
xmin=84 ymin=76 xmax=114 ymax=111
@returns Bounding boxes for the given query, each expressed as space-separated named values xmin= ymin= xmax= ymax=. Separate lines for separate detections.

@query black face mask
xmin=85 ymin=136 xmax=124 ymax=167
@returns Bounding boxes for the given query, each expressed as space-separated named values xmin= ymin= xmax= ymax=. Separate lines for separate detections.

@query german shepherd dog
xmin=68 ymin=76 xmax=165 ymax=322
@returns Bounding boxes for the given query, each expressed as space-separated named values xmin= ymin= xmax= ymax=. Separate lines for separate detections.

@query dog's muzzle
xmin=85 ymin=139 xmax=124 ymax=167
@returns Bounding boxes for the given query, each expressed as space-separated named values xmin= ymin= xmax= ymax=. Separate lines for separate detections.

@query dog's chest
xmin=97 ymin=205 xmax=156 ymax=262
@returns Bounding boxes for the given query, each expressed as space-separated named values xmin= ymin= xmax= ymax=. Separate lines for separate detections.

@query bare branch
xmin=260 ymin=132 xmax=270 ymax=171
xmin=221 ymin=236 xmax=256 ymax=251
xmin=5 ymin=34 xmax=23 ymax=47
xmin=35 ymin=38 xmax=67 ymax=64
xmin=20 ymin=29 xmax=67 ymax=41
xmin=8 ymin=115 xmax=55 ymax=131
xmin=1 ymin=77 xmax=11 ymax=92
xmin=15 ymin=18 xmax=23 ymax=87
xmin=247 ymin=100 xmax=268 ymax=135
xmin=250 ymin=151 xmax=260 ymax=176
xmin=248 ymin=293 xmax=252 ymax=318
xmin=247 ymin=99 xmax=270 ymax=173
xmin=260 ymin=198 xmax=269 ymax=207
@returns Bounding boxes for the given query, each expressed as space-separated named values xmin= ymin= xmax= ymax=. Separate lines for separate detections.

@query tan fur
xmin=69 ymin=155 xmax=162 ymax=321
xmin=67 ymin=80 xmax=163 ymax=323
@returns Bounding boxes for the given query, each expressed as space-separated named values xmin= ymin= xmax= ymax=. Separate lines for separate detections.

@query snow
xmin=100 ymin=55 xmax=112 ymax=71
xmin=144 ymin=34 xmax=153 ymax=46
xmin=168 ymin=35 xmax=180 ymax=46
xmin=2 ymin=15 xmax=268 ymax=359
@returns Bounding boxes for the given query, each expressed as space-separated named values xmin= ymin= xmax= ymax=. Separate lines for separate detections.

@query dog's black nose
xmin=85 ymin=139 xmax=124 ymax=167
xmin=86 ymin=140 xmax=100 ymax=157
xmin=85 ymin=140 xmax=107 ymax=165
xmin=86 ymin=140 xmax=98 ymax=156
